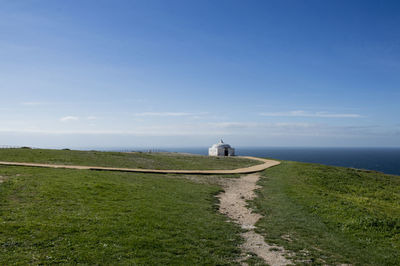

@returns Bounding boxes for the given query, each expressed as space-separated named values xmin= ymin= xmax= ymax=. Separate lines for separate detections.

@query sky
xmin=1 ymin=0 xmax=399 ymax=148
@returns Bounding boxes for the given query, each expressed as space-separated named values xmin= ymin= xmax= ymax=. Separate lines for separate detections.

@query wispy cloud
xmin=20 ymin=101 xmax=122 ymax=107
xmin=60 ymin=116 xmax=79 ymax=122
xmin=210 ymin=122 xmax=259 ymax=129
xmin=0 ymin=121 xmax=390 ymax=139
xmin=211 ymin=121 xmax=315 ymax=129
xmin=133 ymin=112 xmax=206 ymax=117
xmin=20 ymin=102 xmax=47 ymax=106
xmin=260 ymin=110 xmax=361 ymax=118
xmin=275 ymin=122 xmax=314 ymax=128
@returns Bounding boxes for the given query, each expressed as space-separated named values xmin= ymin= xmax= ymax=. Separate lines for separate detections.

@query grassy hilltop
xmin=0 ymin=149 xmax=399 ymax=265
xmin=0 ymin=149 xmax=251 ymax=265
xmin=0 ymin=148 xmax=260 ymax=170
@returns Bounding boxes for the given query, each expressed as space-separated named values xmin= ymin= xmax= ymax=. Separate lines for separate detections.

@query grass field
xmin=1 ymin=149 xmax=399 ymax=265
xmin=0 ymin=148 xmax=260 ymax=170
xmin=0 ymin=166 xmax=242 ymax=264
xmin=252 ymin=161 xmax=400 ymax=265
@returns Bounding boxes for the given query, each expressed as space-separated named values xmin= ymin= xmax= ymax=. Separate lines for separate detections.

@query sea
xmin=101 ymin=147 xmax=400 ymax=176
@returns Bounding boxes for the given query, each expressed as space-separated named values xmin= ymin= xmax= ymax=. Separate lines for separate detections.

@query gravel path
xmin=218 ymin=172 xmax=291 ymax=265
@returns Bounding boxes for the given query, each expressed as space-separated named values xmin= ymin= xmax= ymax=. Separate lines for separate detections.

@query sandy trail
xmin=218 ymin=172 xmax=291 ymax=266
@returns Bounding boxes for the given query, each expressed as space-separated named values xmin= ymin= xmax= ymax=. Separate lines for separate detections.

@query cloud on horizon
xmin=133 ymin=112 xmax=206 ymax=117
xmin=20 ymin=102 xmax=47 ymax=106
xmin=60 ymin=116 xmax=79 ymax=122
xmin=259 ymin=110 xmax=362 ymax=118
xmin=2 ymin=121 xmax=382 ymax=138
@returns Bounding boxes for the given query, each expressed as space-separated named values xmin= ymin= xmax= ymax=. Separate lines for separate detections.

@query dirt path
xmin=0 ymin=156 xmax=278 ymax=175
xmin=218 ymin=173 xmax=291 ymax=265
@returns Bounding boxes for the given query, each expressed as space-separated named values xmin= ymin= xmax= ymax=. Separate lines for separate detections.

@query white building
xmin=208 ymin=139 xmax=235 ymax=156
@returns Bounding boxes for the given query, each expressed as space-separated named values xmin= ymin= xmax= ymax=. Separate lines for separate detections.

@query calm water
xmin=160 ymin=147 xmax=400 ymax=176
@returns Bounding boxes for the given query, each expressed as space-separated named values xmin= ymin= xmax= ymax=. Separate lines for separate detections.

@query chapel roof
xmin=211 ymin=139 xmax=232 ymax=148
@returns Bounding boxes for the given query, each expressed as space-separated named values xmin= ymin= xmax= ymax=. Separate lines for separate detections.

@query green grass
xmin=0 ymin=148 xmax=261 ymax=170
xmin=0 ymin=165 xmax=243 ymax=265
xmin=2 ymin=149 xmax=399 ymax=265
xmin=252 ymin=161 xmax=400 ymax=265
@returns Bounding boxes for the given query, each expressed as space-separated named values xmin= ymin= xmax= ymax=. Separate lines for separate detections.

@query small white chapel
xmin=208 ymin=139 xmax=235 ymax=156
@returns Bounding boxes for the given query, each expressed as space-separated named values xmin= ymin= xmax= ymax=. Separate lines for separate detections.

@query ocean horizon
xmin=92 ymin=146 xmax=400 ymax=176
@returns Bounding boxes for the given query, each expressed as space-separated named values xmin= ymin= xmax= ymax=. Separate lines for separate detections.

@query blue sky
xmin=1 ymin=0 xmax=399 ymax=148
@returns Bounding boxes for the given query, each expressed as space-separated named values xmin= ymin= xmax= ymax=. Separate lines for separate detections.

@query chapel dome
xmin=212 ymin=139 xmax=231 ymax=148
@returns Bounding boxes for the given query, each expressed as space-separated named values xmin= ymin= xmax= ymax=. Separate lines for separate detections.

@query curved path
xmin=0 ymin=156 xmax=279 ymax=175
